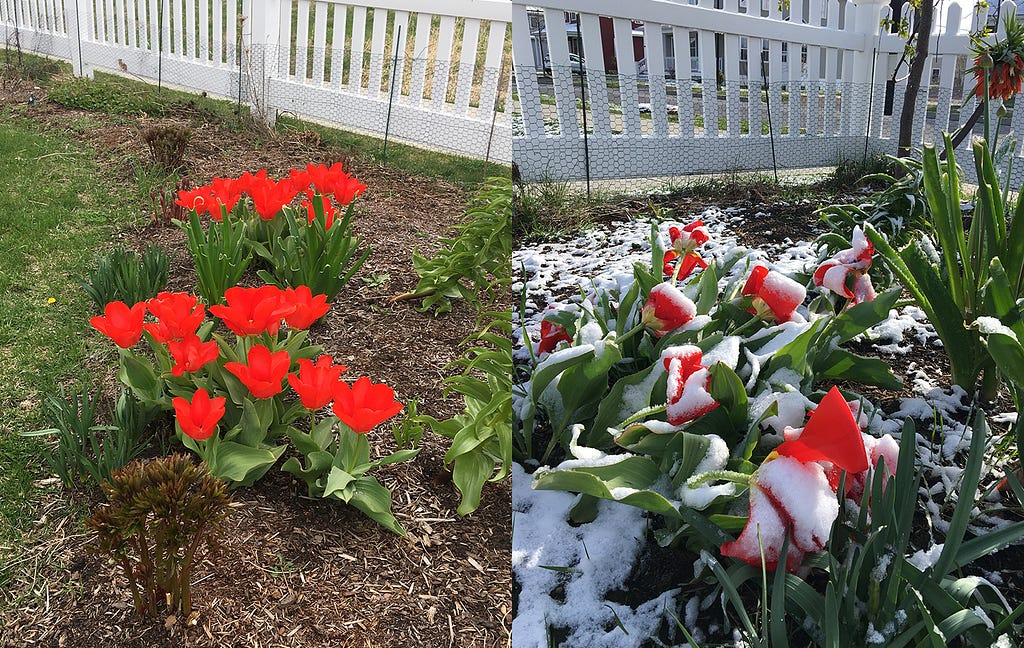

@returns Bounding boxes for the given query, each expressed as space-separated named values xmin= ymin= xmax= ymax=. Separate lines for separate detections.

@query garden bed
xmin=0 ymin=73 xmax=510 ymax=647
xmin=512 ymin=194 xmax=1024 ymax=647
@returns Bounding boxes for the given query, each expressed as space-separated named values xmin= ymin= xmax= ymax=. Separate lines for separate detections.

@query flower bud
xmin=978 ymin=52 xmax=994 ymax=69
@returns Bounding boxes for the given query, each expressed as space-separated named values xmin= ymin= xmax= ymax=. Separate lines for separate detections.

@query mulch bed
xmin=0 ymin=78 xmax=510 ymax=647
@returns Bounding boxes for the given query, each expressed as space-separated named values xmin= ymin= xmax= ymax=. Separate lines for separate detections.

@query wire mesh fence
xmin=512 ymin=61 xmax=1024 ymax=187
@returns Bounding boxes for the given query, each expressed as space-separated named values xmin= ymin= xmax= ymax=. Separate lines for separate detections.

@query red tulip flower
xmin=661 ymin=345 xmax=718 ymax=425
xmin=283 ymin=285 xmax=330 ymax=329
xmin=173 ymin=388 xmax=226 ymax=441
xmin=288 ymin=355 xmax=347 ymax=410
xmin=224 ymin=345 xmax=292 ymax=399
xmin=720 ymin=387 xmax=894 ymax=572
xmin=167 ymin=334 xmax=220 ymax=377
xmin=145 ymin=292 xmax=206 ymax=343
xmin=210 ymin=176 xmax=245 ymax=216
xmin=90 ymin=301 xmax=147 ymax=348
xmin=239 ymin=171 xmax=300 ymax=220
xmin=209 ymin=285 xmax=296 ymax=337
xmin=330 ymin=173 xmax=367 ymax=206
xmin=813 ymin=226 xmax=876 ymax=304
xmin=537 ymin=320 xmax=572 ymax=355
xmin=669 ymin=221 xmax=710 ymax=251
xmin=641 ymin=283 xmax=696 ymax=337
xmin=175 ymin=186 xmax=216 ymax=217
xmin=662 ymin=249 xmax=709 ymax=281
xmin=332 ymin=376 xmax=404 ymax=433
xmin=742 ymin=264 xmax=806 ymax=323
xmin=301 ymin=190 xmax=338 ymax=229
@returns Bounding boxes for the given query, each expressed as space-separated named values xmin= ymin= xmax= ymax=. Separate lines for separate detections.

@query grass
xmin=0 ymin=109 xmax=145 ymax=561
xmin=278 ymin=115 xmax=508 ymax=187
xmin=513 ymin=179 xmax=608 ymax=241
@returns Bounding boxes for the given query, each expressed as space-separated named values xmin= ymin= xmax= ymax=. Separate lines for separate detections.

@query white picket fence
xmin=511 ymin=0 xmax=1023 ymax=183
xmin=0 ymin=0 xmax=513 ymax=164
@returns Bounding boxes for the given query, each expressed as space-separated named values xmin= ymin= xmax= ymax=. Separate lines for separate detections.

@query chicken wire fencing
xmin=511 ymin=58 xmax=1024 ymax=187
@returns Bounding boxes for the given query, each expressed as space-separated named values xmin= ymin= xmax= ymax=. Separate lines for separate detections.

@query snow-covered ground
xmin=512 ymin=204 xmax=1015 ymax=647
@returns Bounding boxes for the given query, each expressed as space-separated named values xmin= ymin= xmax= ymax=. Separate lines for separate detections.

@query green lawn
xmin=0 ymin=110 xmax=145 ymax=558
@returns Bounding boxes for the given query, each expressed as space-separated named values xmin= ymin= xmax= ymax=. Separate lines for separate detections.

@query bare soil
xmin=0 ymin=81 xmax=510 ymax=647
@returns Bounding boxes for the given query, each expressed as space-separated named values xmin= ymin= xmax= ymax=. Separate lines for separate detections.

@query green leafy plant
xmin=865 ymin=134 xmax=1024 ymax=401
xmin=21 ymin=385 xmax=153 ymax=487
xmin=85 ymin=454 xmax=232 ymax=618
xmin=81 ymin=244 xmax=169 ymax=311
xmin=141 ymin=124 xmax=191 ymax=171
xmin=418 ymin=313 xmax=512 ymax=515
xmin=179 ymin=212 xmax=251 ymax=305
xmin=280 ymin=413 xmax=419 ymax=536
xmin=250 ymin=198 xmax=369 ymax=303
xmin=398 ymin=176 xmax=512 ymax=314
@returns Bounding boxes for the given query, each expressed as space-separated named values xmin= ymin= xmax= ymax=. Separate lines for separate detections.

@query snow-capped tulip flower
xmin=90 ymin=301 xmax=147 ymax=348
xmin=537 ymin=320 xmax=572 ymax=355
xmin=812 ymin=226 xmax=876 ymax=304
xmin=720 ymin=387 xmax=875 ymax=571
xmin=741 ymin=264 xmax=806 ymax=323
xmin=641 ymin=283 xmax=697 ymax=337
xmin=661 ymin=345 xmax=718 ymax=425
xmin=663 ymin=221 xmax=710 ymax=281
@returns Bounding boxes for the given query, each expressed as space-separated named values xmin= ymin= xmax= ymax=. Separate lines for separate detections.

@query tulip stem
xmin=616 ymin=322 xmax=647 ymax=346
xmin=686 ymin=469 xmax=752 ymax=489
xmin=729 ymin=315 xmax=762 ymax=339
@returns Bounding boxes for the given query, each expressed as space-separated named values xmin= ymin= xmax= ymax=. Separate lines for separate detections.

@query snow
xmin=758 ymin=456 xmax=838 ymax=552
xmin=512 ymin=464 xmax=672 ymax=648
xmin=678 ymin=434 xmax=735 ymax=509
xmin=908 ymin=543 xmax=944 ymax=570
xmin=703 ymin=335 xmax=741 ymax=369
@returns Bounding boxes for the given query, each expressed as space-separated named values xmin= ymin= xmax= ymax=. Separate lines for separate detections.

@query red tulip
xmin=239 ymin=170 xmax=300 ymax=220
xmin=282 ymin=285 xmax=330 ymax=329
xmin=224 ymin=345 xmax=292 ymax=399
xmin=331 ymin=173 xmax=367 ymax=206
xmin=291 ymin=162 xmax=367 ymax=205
xmin=209 ymin=285 xmax=296 ymax=337
xmin=661 ymin=345 xmax=718 ymax=425
xmin=721 ymin=387 xmax=894 ymax=572
xmin=332 ymin=376 xmax=403 ymax=433
xmin=287 ymin=355 xmax=347 ymax=410
xmin=90 ymin=301 xmax=147 ymax=348
xmin=210 ymin=176 xmax=245 ymax=216
xmin=813 ymin=226 xmax=876 ymax=304
xmin=301 ymin=190 xmax=338 ymax=229
xmin=537 ymin=320 xmax=572 ymax=355
xmin=175 ymin=186 xmax=216 ymax=217
xmin=774 ymin=387 xmax=869 ymax=474
xmin=173 ymin=388 xmax=226 ymax=441
xmin=145 ymin=292 xmax=205 ymax=343
xmin=167 ymin=334 xmax=220 ymax=377
xmin=662 ymin=249 xmax=708 ymax=281
xmin=669 ymin=220 xmax=709 ymax=251
xmin=742 ymin=265 xmax=806 ymax=323
xmin=641 ymin=283 xmax=696 ymax=337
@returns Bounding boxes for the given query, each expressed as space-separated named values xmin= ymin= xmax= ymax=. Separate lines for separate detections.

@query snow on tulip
xmin=642 ymin=282 xmax=697 ymax=336
xmin=663 ymin=221 xmax=710 ymax=281
xmin=741 ymin=264 xmax=806 ymax=323
xmin=721 ymin=387 xmax=898 ymax=571
xmin=813 ymin=226 xmax=876 ymax=304
xmin=537 ymin=320 xmax=572 ymax=355
xmin=661 ymin=345 xmax=718 ymax=425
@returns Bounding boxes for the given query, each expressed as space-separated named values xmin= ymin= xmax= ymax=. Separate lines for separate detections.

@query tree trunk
xmin=897 ymin=0 xmax=936 ymax=158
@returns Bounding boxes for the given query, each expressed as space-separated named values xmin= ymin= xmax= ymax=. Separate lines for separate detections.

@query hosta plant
xmin=86 ymin=454 xmax=231 ymax=618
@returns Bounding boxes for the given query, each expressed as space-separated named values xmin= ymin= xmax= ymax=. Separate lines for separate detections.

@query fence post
xmin=248 ymin=0 xmax=283 ymax=125
xmin=64 ymin=0 xmax=90 ymax=78
xmin=848 ymin=0 xmax=888 ymax=140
